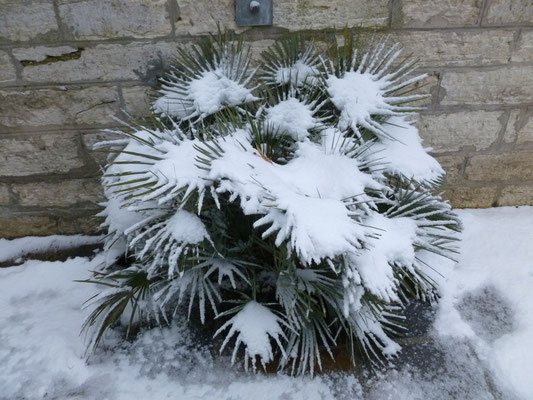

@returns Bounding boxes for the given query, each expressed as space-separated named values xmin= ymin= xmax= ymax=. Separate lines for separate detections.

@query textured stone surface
xmin=511 ymin=30 xmax=533 ymax=62
xmin=0 ymin=212 xmax=100 ymax=238
xmin=0 ymin=214 xmax=58 ymax=238
xmin=485 ymin=0 xmax=533 ymax=25
xmin=174 ymin=0 xmax=389 ymax=35
xmin=273 ymin=0 xmax=389 ymax=31
xmin=435 ymin=155 xmax=465 ymax=185
xmin=394 ymin=30 xmax=513 ymax=67
xmin=56 ymin=214 xmax=101 ymax=235
xmin=444 ymin=186 xmax=499 ymax=208
xmin=0 ymin=184 xmax=10 ymax=206
xmin=0 ymin=0 xmax=58 ymax=42
xmin=12 ymin=179 xmax=102 ymax=207
xmin=0 ymin=50 xmax=16 ymax=83
xmin=417 ymin=111 xmax=502 ymax=152
xmin=498 ymin=185 xmax=533 ymax=206
xmin=12 ymin=45 xmax=79 ymax=62
xmin=440 ymin=66 xmax=533 ymax=106
xmin=394 ymin=0 xmax=482 ymax=28
xmin=57 ymin=0 xmax=173 ymax=39
xmin=174 ymin=0 xmax=238 ymax=35
xmin=503 ymin=108 xmax=533 ymax=145
xmin=122 ymin=85 xmax=153 ymax=117
xmin=0 ymin=86 xmax=119 ymax=128
xmin=0 ymin=133 xmax=85 ymax=176
xmin=465 ymin=151 xmax=533 ymax=181
xmin=17 ymin=42 xmax=178 ymax=83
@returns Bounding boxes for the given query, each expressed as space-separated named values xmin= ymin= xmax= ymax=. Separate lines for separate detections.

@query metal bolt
xmin=249 ymin=0 xmax=260 ymax=14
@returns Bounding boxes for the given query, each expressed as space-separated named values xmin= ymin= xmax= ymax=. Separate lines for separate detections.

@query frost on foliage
xmin=216 ymin=301 xmax=286 ymax=371
xmin=87 ymin=32 xmax=461 ymax=376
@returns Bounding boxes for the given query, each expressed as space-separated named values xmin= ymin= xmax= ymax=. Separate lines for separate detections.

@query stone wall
xmin=1 ymin=0 xmax=532 ymax=237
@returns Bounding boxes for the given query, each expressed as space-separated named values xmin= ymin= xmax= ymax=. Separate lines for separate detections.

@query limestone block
xmin=174 ymin=0 xmax=388 ymax=35
xmin=393 ymin=0 xmax=482 ymax=28
xmin=514 ymin=110 xmax=533 ymax=145
xmin=12 ymin=45 xmax=80 ymax=63
xmin=511 ymin=30 xmax=533 ymax=62
xmin=0 ymin=184 xmax=9 ymax=206
xmin=0 ymin=86 xmax=119 ymax=128
xmin=174 ymin=0 xmax=240 ymax=35
xmin=12 ymin=179 xmax=103 ymax=207
xmin=503 ymin=108 xmax=533 ymax=145
xmin=122 ymin=86 xmax=154 ymax=118
xmin=0 ymin=0 xmax=58 ymax=42
xmin=17 ymin=42 xmax=179 ymax=84
xmin=443 ymin=186 xmax=498 ymax=208
xmin=57 ymin=0 xmax=173 ymax=39
xmin=0 ymin=212 xmax=101 ymax=238
xmin=0 ymin=133 xmax=84 ymax=176
xmin=465 ymin=151 xmax=533 ymax=181
xmin=0 ymin=50 xmax=16 ymax=83
xmin=434 ymin=155 xmax=465 ymax=185
xmin=498 ymin=185 xmax=533 ymax=206
xmin=485 ymin=0 xmax=533 ymax=25
xmin=0 ymin=214 xmax=58 ymax=238
xmin=417 ymin=111 xmax=502 ymax=153
xmin=393 ymin=30 xmax=513 ymax=68
xmin=440 ymin=66 xmax=533 ymax=106
xmin=56 ymin=214 xmax=101 ymax=235
xmin=273 ymin=0 xmax=389 ymax=31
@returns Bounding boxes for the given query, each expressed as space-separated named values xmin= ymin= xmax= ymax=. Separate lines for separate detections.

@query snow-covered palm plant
xmin=84 ymin=31 xmax=461 ymax=375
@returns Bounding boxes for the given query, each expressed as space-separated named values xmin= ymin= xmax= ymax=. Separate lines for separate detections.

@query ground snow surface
xmin=1 ymin=207 xmax=532 ymax=399
xmin=0 ymin=235 xmax=103 ymax=264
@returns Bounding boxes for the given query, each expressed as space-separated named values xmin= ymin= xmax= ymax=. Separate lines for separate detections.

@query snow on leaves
xmin=154 ymin=69 xmax=257 ymax=120
xmin=153 ymin=36 xmax=258 ymax=121
xmin=372 ymin=116 xmax=444 ymax=182
xmin=324 ymin=41 xmax=427 ymax=140
xmin=216 ymin=301 xmax=286 ymax=371
xmin=350 ymin=214 xmax=418 ymax=303
xmin=264 ymin=97 xmax=320 ymax=141
xmin=91 ymin=32 xmax=461 ymax=375
xmin=261 ymin=40 xmax=320 ymax=89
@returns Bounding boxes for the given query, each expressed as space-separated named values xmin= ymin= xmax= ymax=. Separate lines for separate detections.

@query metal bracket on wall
xmin=235 ymin=0 xmax=273 ymax=26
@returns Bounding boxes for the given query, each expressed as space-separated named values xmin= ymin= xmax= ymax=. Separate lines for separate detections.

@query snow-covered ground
xmin=0 ymin=235 xmax=103 ymax=264
xmin=1 ymin=207 xmax=532 ymax=400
